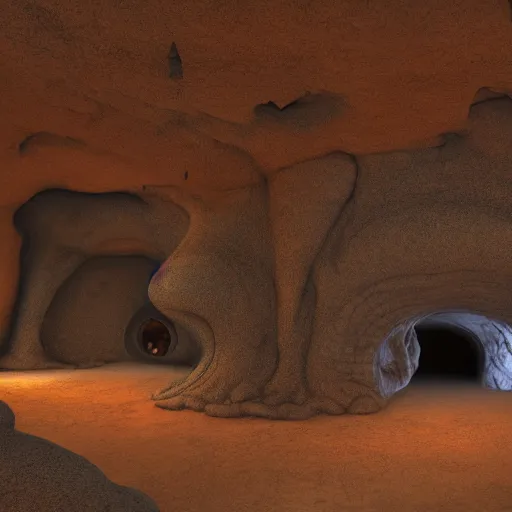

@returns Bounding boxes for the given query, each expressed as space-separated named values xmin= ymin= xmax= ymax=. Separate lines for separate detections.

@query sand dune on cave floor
xmin=1 ymin=363 xmax=512 ymax=512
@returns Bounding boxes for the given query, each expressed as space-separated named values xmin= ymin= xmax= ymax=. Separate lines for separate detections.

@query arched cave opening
xmin=138 ymin=318 xmax=176 ymax=358
xmin=0 ymin=188 xmax=200 ymax=372
xmin=412 ymin=326 xmax=482 ymax=382
xmin=376 ymin=312 xmax=512 ymax=398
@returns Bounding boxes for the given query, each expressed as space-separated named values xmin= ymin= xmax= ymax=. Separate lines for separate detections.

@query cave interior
xmin=2 ymin=0 xmax=512 ymax=511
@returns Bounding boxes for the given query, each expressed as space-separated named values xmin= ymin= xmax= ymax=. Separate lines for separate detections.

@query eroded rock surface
xmin=0 ymin=402 xmax=159 ymax=512
xmin=1 ymin=2 xmax=512 ymax=422
xmin=41 ymin=255 xmax=159 ymax=367
xmin=3 ymin=98 xmax=512 ymax=420
xmin=0 ymin=189 xmax=189 ymax=369
xmin=149 ymin=97 xmax=512 ymax=418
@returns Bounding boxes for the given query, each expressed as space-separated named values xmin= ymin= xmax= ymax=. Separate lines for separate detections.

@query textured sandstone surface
xmin=3 ymin=364 xmax=512 ymax=512
xmin=1 ymin=0 xmax=512 ymax=422
xmin=1 ymin=189 xmax=190 ymax=369
xmin=0 ymin=401 xmax=159 ymax=512
xmin=41 ymin=255 xmax=159 ymax=366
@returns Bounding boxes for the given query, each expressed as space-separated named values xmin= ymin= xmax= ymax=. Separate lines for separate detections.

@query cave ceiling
xmin=0 ymin=0 xmax=511 ymax=202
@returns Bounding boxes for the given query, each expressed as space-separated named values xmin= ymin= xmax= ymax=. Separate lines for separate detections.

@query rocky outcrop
xmin=0 ymin=401 xmax=159 ymax=512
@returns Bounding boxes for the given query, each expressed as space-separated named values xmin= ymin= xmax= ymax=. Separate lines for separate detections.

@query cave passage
xmin=412 ymin=326 xmax=482 ymax=382
xmin=139 ymin=319 xmax=173 ymax=357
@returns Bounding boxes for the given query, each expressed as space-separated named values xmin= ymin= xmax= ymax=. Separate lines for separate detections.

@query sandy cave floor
xmin=1 ymin=363 xmax=512 ymax=512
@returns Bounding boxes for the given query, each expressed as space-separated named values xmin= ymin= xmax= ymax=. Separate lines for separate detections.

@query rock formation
xmin=1 ymin=97 xmax=512 ymax=420
xmin=1 ymin=0 xmax=512 ymax=421
xmin=0 ymin=401 xmax=159 ymax=512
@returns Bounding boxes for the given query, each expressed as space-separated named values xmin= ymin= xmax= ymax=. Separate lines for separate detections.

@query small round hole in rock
xmin=139 ymin=319 xmax=172 ymax=357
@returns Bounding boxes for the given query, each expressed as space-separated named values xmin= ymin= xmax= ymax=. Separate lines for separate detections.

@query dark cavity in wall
xmin=412 ymin=326 xmax=482 ymax=381
xmin=254 ymin=94 xmax=311 ymax=118
xmin=252 ymin=91 xmax=344 ymax=130
xmin=168 ymin=42 xmax=183 ymax=79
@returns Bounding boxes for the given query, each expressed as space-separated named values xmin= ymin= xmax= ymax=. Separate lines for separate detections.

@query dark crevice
xmin=253 ymin=91 xmax=345 ymax=131
xmin=259 ymin=94 xmax=311 ymax=113
xmin=168 ymin=42 xmax=183 ymax=80
xmin=254 ymin=92 xmax=313 ymax=117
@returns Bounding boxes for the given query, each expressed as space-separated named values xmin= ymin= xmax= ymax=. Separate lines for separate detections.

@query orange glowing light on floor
xmin=1 ymin=363 xmax=512 ymax=511
xmin=0 ymin=371 xmax=63 ymax=389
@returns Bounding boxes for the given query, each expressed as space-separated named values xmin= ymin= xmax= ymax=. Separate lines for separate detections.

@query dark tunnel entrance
xmin=412 ymin=326 xmax=482 ymax=382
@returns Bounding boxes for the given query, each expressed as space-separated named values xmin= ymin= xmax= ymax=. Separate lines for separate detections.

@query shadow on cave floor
xmin=409 ymin=326 xmax=482 ymax=388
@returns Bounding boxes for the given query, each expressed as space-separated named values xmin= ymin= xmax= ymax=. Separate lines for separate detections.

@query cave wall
xmin=0 ymin=1 xmax=512 ymax=421
xmin=41 ymin=255 xmax=158 ymax=367
xmin=3 ymin=97 xmax=512 ymax=421
xmin=147 ymin=97 xmax=512 ymax=419
xmin=0 ymin=189 xmax=194 ymax=369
